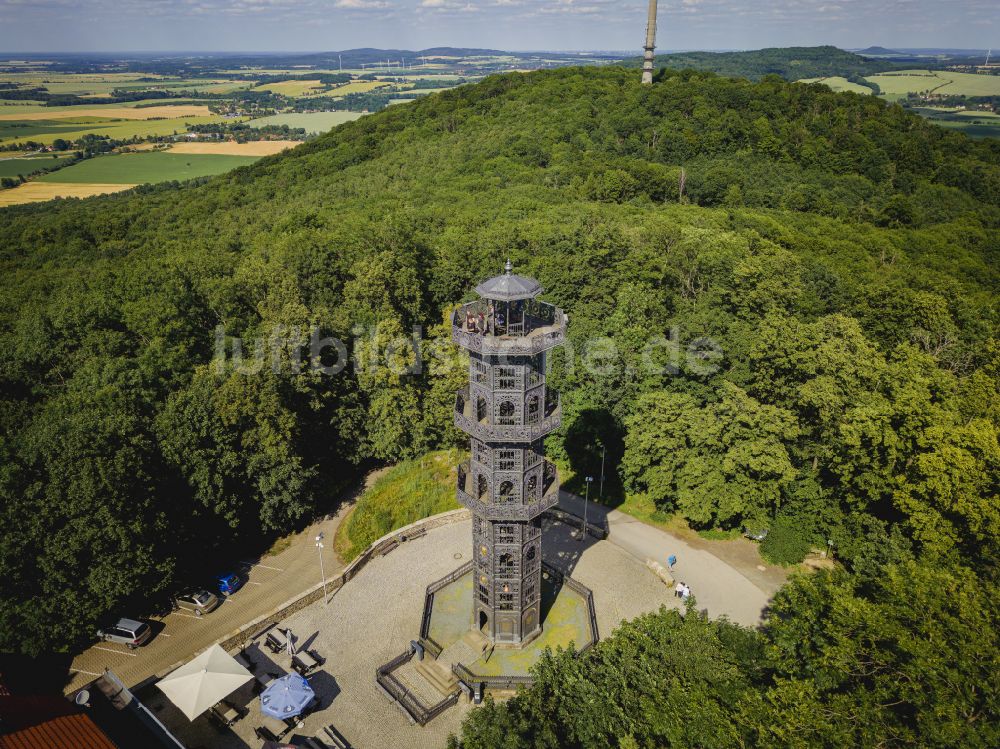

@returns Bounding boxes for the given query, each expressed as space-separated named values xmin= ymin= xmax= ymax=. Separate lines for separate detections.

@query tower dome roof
xmin=475 ymin=259 xmax=542 ymax=301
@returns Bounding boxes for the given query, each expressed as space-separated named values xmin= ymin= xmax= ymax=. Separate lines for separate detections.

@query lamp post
xmin=581 ymin=476 xmax=593 ymax=541
xmin=598 ymin=443 xmax=606 ymax=501
xmin=315 ymin=532 xmax=328 ymax=604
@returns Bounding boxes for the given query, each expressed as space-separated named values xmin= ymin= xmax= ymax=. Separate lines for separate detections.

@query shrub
xmin=760 ymin=515 xmax=814 ymax=565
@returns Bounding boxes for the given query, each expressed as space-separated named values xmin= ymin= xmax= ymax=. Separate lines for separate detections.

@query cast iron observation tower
xmin=452 ymin=261 xmax=567 ymax=645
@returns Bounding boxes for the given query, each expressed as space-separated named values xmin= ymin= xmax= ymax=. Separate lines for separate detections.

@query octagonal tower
xmin=452 ymin=261 xmax=567 ymax=645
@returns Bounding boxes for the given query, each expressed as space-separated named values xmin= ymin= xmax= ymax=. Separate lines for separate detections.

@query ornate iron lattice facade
xmin=452 ymin=261 xmax=567 ymax=645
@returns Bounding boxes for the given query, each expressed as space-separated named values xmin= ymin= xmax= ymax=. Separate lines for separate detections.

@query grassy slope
xmin=867 ymin=69 xmax=1000 ymax=97
xmin=798 ymin=76 xmax=874 ymax=95
xmin=247 ymin=111 xmax=364 ymax=132
xmin=335 ymin=450 xmax=462 ymax=562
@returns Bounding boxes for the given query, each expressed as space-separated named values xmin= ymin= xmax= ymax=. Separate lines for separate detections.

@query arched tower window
xmin=497 ymin=481 xmax=515 ymax=504
xmin=477 ymin=474 xmax=489 ymax=500
xmin=527 ymin=394 xmax=540 ymax=423
xmin=526 ymin=474 xmax=538 ymax=499
xmin=497 ymin=400 xmax=516 ymax=425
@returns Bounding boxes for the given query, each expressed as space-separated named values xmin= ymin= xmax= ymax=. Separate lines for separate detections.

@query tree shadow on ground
xmin=559 ymin=407 xmax=626 ymax=508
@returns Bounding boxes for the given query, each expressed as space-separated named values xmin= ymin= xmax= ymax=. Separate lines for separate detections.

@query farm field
xmin=0 ymin=182 xmax=133 ymax=206
xmin=247 ymin=111 xmax=364 ymax=132
xmin=865 ymin=70 xmax=1000 ymax=97
xmin=252 ymin=79 xmax=326 ymax=96
xmin=0 ymin=114 xmax=232 ymax=146
xmin=318 ymin=80 xmax=392 ymax=96
xmin=167 ymin=141 xmax=295 ymax=156
xmin=0 ymin=73 xmax=238 ymax=97
xmin=0 ymin=99 xmax=212 ymax=115
xmin=0 ymin=153 xmax=75 ymax=178
xmin=910 ymin=108 xmax=1000 ymax=139
xmin=36 ymin=152 xmax=258 ymax=184
xmin=0 ymin=104 xmax=214 ymax=121
xmin=798 ymin=76 xmax=873 ymax=94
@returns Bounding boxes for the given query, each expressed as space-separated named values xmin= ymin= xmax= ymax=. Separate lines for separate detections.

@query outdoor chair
xmin=264 ymin=629 xmax=288 ymax=654
xmin=292 ymin=650 xmax=319 ymax=675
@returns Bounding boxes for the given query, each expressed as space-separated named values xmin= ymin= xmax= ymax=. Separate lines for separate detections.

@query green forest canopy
xmin=0 ymin=68 xmax=997 ymax=736
xmin=625 ymin=45 xmax=902 ymax=81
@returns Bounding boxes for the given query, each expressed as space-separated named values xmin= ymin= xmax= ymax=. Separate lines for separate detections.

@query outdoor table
xmin=261 ymin=714 xmax=288 ymax=738
xmin=254 ymin=671 xmax=278 ymax=694
xmin=292 ymin=651 xmax=318 ymax=674
xmin=211 ymin=702 xmax=240 ymax=726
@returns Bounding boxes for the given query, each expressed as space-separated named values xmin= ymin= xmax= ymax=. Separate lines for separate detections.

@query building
xmin=451 ymin=261 xmax=567 ymax=645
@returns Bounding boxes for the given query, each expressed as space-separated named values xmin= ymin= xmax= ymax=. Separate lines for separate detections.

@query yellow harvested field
xmin=0 ymin=105 xmax=213 ymax=121
xmin=168 ymin=141 xmax=296 ymax=156
xmin=0 ymin=182 xmax=134 ymax=206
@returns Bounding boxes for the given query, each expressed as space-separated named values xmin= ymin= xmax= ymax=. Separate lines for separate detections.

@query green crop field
xmin=0 ymin=154 xmax=75 ymax=179
xmin=0 ymin=99 xmax=210 ymax=115
xmin=0 ymin=115 xmax=231 ymax=146
xmin=323 ymin=80 xmax=391 ymax=96
xmin=865 ymin=70 xmax=1000 ymax=97
xmin=0 ymin=72 xmax=238 ymax=98
xmin=247 ymin=111 xmax=364 ymax=133
xmin=252 ymin=79 xmax=327 ymax=96
xmin=798 ymin=76 xmax=874 ymax=95
xmin=36 ymin=152 xmax=258 ymax=184
xmin=910 ymin=107 xmax=1000 ymax=139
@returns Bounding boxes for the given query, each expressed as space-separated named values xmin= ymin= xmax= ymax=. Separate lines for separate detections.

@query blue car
xmin=215 ymin=572 xmax=244 ymax=596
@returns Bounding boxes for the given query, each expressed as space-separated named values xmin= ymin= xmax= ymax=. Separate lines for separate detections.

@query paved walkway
xmin=64 ymin=497 xmax=358 ymax=695
xmin=558 ymin=492 xmax=788 ymax=627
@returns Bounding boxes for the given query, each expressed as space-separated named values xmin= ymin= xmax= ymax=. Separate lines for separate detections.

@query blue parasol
xmin=259 ymin=673 xmax=315 ymax=719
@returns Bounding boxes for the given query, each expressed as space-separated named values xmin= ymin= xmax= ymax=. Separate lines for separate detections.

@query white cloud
xmin=335 ymin=0 xmax=390 ymax=8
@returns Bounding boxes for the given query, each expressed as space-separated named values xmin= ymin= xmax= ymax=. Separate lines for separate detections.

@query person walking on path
xmin=674 ymin=581 xmax=685 ymax=598
xmin=667 ymin=554 xmax=677 ymax=570
xmin=680 ymin=584 xmax=691 ymax=601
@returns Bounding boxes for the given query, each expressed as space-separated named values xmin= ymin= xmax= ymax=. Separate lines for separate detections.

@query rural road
xmin=558 ymin=492 xmax=788 ymax=627
xmin=63 ymin=488 xmax=364 ymax=695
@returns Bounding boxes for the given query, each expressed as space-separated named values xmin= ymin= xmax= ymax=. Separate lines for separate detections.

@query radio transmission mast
xmin=641 ymin=0 xmax=658 ymax=84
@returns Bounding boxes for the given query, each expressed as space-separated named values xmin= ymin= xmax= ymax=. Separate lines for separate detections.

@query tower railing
xmin=457 ymin=460 xmax=560 ymax=521
xmin=455 ymin=386 xmax=561 ymax=442
xmin=452 ymin=302 xmax=567 ymax=355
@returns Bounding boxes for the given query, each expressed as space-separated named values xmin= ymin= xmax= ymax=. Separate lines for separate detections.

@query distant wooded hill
xmin=625 ymin=45 xmax=902 ymax=81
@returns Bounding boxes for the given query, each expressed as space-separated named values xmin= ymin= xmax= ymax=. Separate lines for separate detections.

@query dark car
xmin=216 ymin=572 xmax=244 ymax=596
xmin=97 ymin=617 xmax=152 ymax=649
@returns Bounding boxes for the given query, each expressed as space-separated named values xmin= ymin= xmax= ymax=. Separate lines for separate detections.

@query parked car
xmin=174 ymin=589 xmax=220 ymax=616
xmin=743 ymin=526 xmax=769 ymax=542
xmin=215 ymin=571 xmax=244 ymax=596
xmin=97 ymin=618 xmax=152 ymax=649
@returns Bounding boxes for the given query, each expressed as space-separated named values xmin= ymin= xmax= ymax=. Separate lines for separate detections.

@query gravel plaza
xmin=144 ymin=514 xmax=683 ymax=749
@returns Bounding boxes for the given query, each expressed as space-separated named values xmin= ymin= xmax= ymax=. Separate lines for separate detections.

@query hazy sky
xmin=0 ymin=1 xmax=995 ymax=54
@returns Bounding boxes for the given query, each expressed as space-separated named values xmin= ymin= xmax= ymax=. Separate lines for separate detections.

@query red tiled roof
xmin=0 ymin=712 xmax=116 ymax=749
xmin=0 ymin=696 xmax=117 ymax=749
